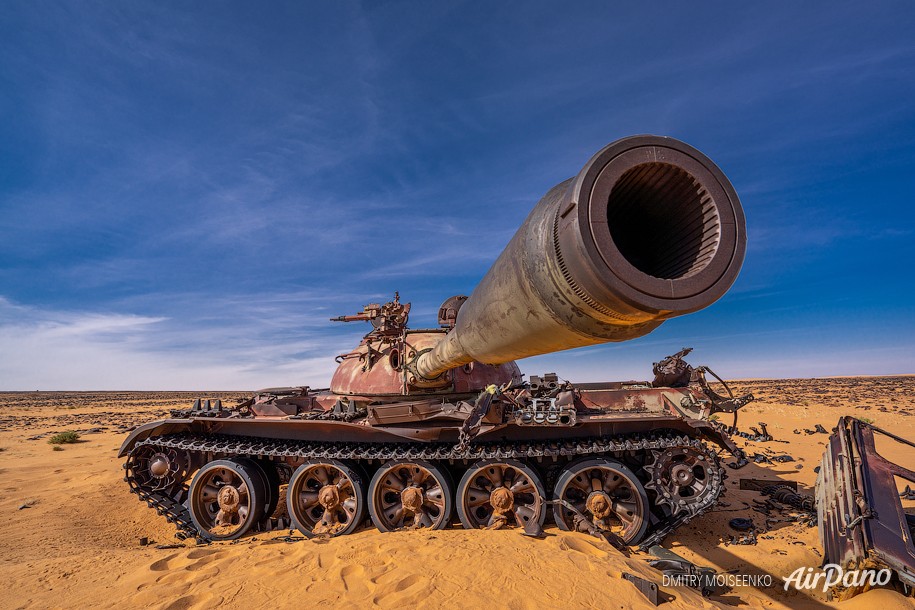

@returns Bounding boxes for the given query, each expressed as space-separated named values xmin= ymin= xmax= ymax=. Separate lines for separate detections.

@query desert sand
xmin=1 ymin=379 xmax=914 ymax=610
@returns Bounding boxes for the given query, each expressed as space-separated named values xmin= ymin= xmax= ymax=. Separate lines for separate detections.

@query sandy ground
xmin=1 ymin=379 xmax=914 ymax=610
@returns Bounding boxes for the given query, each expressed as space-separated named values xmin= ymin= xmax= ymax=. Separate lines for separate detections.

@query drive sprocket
xmin=644 ymin=445 xmax=723 ymax=518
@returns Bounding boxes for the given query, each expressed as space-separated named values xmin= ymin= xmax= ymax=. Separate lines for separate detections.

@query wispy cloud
xmin=0 ymin=296 xmax=353 ymax=390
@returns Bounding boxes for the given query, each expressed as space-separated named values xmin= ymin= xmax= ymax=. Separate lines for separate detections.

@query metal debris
xmin=728 ymin=452 xmax=750 ymax=469
xmin=622 ymin=573 xmax=660 ymax=605
xmin=541 ymin=498 xmax=628 ymax=552
xmin=816 ymin=416 xmax=915 ymax=594
xmin=725 ymin=422 xmax=771 ymax=442
xmin=739 ymin=478 xmax=798 ymax=492
xmin=729 ymin=518 xmax=754 ymax=531
xmin=727 ymin=531 xmax=758 ymax=545
xmin=763 ymin=485 xmax=815 ymax=512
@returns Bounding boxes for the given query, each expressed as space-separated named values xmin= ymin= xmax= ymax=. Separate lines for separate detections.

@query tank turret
xmin=329 ymin=292 xmax=521 ymax=396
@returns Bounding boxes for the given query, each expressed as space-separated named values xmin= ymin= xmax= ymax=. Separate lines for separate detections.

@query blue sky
xmin=1 ymin=2 xmax=914 ymax=390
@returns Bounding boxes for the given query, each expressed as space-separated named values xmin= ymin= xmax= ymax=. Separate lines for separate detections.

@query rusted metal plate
xmin=816 ymin=416 xmax=915 ymax=588
xmin=367 ymin=399 xmax=469 ymax=425
xmin=622 ymin=573 xmax=660 ymax=605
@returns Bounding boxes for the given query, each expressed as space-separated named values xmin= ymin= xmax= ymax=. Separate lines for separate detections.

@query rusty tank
xmin=120 ymin=135 xmax=753 ymax=548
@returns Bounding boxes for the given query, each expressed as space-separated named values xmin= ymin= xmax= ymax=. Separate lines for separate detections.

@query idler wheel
xmin=126 ymin=445 xmax=191 ymax=494
xmin=552 ymin=458 xmax=649 ymax=544
xmin=456 ymin=459 xmax=546 ymax=530
xmin=368 ymin=460 xmax=453 ymax=532
xmin=188 ymin=458 xmax=268 ymax=541
xmin=287 ymin=460 xmax=365 ymax=538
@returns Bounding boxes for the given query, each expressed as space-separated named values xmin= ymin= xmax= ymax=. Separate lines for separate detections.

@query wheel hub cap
xmin=489 ymin=487 xmax=514 ymax=512
xmin=318 ymin=484 xmax=341 ymax=510
xmin=401 ymin=486 xmax=424 ymax=512
xmin=217 ymin=485 xmax=240 ymax=513
xmin=149 ymin=454 xmax=170 ymax=478
xmin=586 ymin=492 xmax=612 ymax=520
xmin=671 ymin=464 xmax=694 ymax=486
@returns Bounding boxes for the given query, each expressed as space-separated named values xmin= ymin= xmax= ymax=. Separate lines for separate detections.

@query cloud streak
xmin=0 ymin=296 xmax=350 ymax=390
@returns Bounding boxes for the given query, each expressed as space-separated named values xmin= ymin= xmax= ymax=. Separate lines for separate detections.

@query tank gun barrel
xmin=414 ymin=135 xmax=746 ymax=382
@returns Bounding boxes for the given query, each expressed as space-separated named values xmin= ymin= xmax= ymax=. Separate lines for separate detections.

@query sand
xmin=1 ymin=379 xmax=913 ymax=610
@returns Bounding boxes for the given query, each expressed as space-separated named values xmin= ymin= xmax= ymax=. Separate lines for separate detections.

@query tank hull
xmin=121 ymin=368 xmax=744 ymax=547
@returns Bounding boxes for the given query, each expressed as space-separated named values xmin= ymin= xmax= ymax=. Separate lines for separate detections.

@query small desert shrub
xmin=52 ymin=445 xmax=64 ymax=451
xmin=857 ymin=417 xmax=875 ymax=425
xmin=48 ymin=431 xmax=80 ymax=445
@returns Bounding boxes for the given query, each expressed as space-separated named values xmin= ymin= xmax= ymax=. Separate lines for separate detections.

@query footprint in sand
xmin=130 ymin=581 xmax=191 ymax=606
xmin=184 ymin=550 xmax=226 ymax=572
xmin=558 ymin=536 xmax=608 ymax=557
xmin=372 ymin=573 xmax=429 ymax=606
xmin=338 ymin=564 xmax=374 ymax=597
xmin=161 ymin=593 xmax=224 ymax=610
xmin=368 ymin=564 xmax=397 ymax=585
xmin=148 ymin=549 xmax=225 ymax=578
xmin=149 ymin=553 xmax=180 ymax=572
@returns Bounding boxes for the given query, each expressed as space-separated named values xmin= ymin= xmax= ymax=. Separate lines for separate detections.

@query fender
xmin=118 ymin=419 xmax=192 ymax=457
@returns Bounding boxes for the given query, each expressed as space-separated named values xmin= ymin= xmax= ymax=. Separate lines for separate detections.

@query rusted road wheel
xmin=188 ymin=458 xmax=267 ymax=540
xmin=287 ymin=460 xmax=365 ymax=537
xmin=368 ymin=460 xmax=453 ymax=532
xmin=552 ymin=458 xmax=649 ymax=544
xmin=456 ymin=459 xmax=546 ymax=530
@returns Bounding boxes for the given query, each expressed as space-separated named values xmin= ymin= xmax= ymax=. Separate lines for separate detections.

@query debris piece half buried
xmin=816 ymin=416 xmax=915 ymax=597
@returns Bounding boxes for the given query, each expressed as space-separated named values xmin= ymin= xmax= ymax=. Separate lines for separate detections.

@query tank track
xmin=124 ymin=431 xmax=725 ymax=547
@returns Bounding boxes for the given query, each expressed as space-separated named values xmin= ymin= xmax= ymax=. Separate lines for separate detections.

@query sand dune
xmin=1 ymin=379 xmax=913 ymax=609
